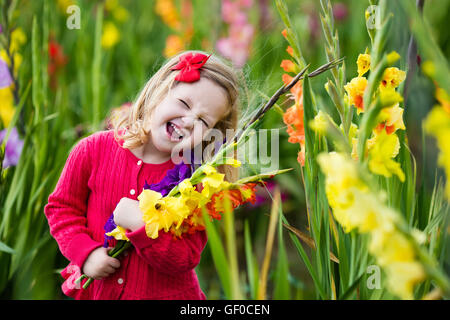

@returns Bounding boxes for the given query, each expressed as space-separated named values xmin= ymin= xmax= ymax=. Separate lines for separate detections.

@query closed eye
xmin=179 ymin=99 xmax=209 ymax=127
xmin=200 ymin=118 xmax=209 ymax=128
xmin=179 ymin=99 xmax=190 ymax=109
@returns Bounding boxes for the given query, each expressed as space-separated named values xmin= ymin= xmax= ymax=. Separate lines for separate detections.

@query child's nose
xmin=181 ymin=116 xmax=195 ymax=129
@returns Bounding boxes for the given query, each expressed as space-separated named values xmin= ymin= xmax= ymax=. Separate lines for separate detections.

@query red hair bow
xmin=171 ymin=52 xmax=211 ymax=83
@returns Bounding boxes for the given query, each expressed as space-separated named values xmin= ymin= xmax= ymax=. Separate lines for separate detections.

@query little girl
xmin=44 ymin=51 xmax=241 ymax=300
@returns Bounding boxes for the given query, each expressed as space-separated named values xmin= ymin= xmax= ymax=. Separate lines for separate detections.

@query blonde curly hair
xmin=112 ymin=50 xmax=242 ymax=182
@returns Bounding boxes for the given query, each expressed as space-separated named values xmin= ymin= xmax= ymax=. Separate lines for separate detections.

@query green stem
xmin=79 ymin=241 xmax=132 ymax=290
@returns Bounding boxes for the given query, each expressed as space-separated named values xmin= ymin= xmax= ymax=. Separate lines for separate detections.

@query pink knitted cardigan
xmin=44 ymin=129 xmax=207 ymax=300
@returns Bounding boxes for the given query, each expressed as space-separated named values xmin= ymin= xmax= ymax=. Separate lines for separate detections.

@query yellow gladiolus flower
xmin=142 ymin=200 xmax=181 ymax=238
xmin=10 ymin=28 xmax=27 ymax=53
xmin=386 ymin=51 xmax=400 ymax=65
xmin=344 ymin=76 xmax=368 ymax=114
xmin=344 ymin=189 xmax=395 ymax=233
xmin=101 ymin=22 xmax=121 ymax=49
xmin=178 ymin=179 xmax=207 ymax=208
xmin=379 ymin=88 xmax=403 ymax=108
xmin=370 ymin=228 xmax=416 ymax=266
xmin=370 ymin=226 xmax=425 ymax=300
xmin=106 ymin=226 xmax=129 ymax=241
xmin=317 ymin=152 xmax=366 ymax=214
xmin=0 ymin=86 xmax=15 ymax=127
xmin=368 ymin=131 xmax=405 ymax=181
xmin=357 ymin=53 xmax=371 ymax=77
xmin=435 ymin=87 xmax=450 ymax=114
xmin=145 ymin=221 xmax=160 ymax=239
xmin=0 ymin=27 xmax=26 ymax=76
xmin=385 ymin=262 xmax=425 ymax=300
xmin=421 ymin=60 xmax=435 ymax=78
xmin=309 ymin=110 xmax=328 ymax=135
xmin=318 ymin=151 xmax=426 ymax=299
xmin=164 ymin=196 xmax=192 ymax=228
xmin=380 ymin=67 xmax=406 ymax=91
xmin=178 ymin=179 xmax=195 ymax=194
xmin=424 ymin=106 xmax=450 ymax=199
xmin=201 ymin=168 xmax=229 ymax=199
xmin=138 ymin=189 xmax=177 ymax=238
xmin=1 ymin=49 xmax=23 ymax=76
xmin=376 ymin=104 xmax=406 ymax=135
xmin=382 ymin=104 xmax=405 ymax=131
xmin=138 ymin=189 xmax=163 ymax=215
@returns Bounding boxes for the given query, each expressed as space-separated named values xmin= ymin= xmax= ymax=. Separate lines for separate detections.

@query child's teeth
xmin=171 ymin=123 xmax=183 ymax=138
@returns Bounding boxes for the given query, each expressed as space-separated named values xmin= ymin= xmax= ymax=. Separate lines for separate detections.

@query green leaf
xmin=92 ymin=1 xmax=104 ymax=128
xmin=302 ymin=74 xmax=316 ymax=160
xmin=399 ymin=0 xmax=450 ymax=93
xmin=339 ymin=271 xmax=365 ymax=300
xmin=202 ymin=206 xmax=232 ymax=299
xmin=0 ymin=241 xmax=15 ymax=254
xmin=275 ymin=0 xmax=306 ymax=69
xmin=281 ymin=212 xmax=327 ymax=299
xmin=222 ymin=195 xmax=243 ymax=299
xmin=31 ymin=15 xmax=43 ymax=125
xmin=244 ymin=220 xmax=259 ymax=299
xmin=273 ymin=201 xmax=291 ymax=299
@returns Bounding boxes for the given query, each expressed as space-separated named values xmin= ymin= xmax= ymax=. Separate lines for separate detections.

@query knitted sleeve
xmin=125 ymin=226 xmax=208 ymax=275
xmin=44 ymin=136 xmax=102 ymax=268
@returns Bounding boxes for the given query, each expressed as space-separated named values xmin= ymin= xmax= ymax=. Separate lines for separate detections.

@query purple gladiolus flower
xmin=0 ymin=58 xmax=13 ymax=89
xmin=143 ymin=161 xmax=192 ymax=197
xmin=0 ymin=127 xmax=24 ymax=168
xmin=103 ymin=213 xmax=117 ymax=248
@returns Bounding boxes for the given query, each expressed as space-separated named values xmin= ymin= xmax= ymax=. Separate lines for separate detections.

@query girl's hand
xmin=113 ymin=197 xmax=145 ymax=232
xmin=82 ymin=247 xmax=120 ymax=280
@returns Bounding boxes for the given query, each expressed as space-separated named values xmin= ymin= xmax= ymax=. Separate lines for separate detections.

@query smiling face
xmin=147 ymin=77 xmax=229 ymax=159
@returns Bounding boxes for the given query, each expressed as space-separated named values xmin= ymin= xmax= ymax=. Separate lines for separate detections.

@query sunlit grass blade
xmin=281 ymin=221 xmax=339 ymax=264
xmin=262 ymin=180 xmax=328 ymax=299
xmin=31 ymin=16 xmax=42 ymax=125
xmin=92 ymin=1 xmax=104 ymax=129
xmin=257 ymin=187 xmax=280 ymax=300
xmin=284 ymin=215 xmax=327 ymax=299
xmin=339 ymin=271 xmax=365 ymax=300
xmin=244 ymin=220 xmax=259 ymax=299
xmin=0 ymin=241 xmax=15 ymax=254
xmin=273 ymin=189 xmax=291 ymax=299
xmin=202 ymin=206 xmax=232 ymax=299
xmin=222 ymin=195 xmax=243 ymax=299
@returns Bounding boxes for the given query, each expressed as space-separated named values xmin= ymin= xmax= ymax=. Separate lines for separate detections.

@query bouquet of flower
xmin=76 ymin=59 xmax=342 ymax=289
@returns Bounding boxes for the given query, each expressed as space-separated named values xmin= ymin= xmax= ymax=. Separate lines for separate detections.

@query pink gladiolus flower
xmin=217 ymin=0 xmax=254 ymax=68
xmin=0 ymin=127 xmax=24 ymax=168
xmin=333 ymin=2 xmax=348 ymax=21
xmin=0 ymin=58 xmax=13 ymax=89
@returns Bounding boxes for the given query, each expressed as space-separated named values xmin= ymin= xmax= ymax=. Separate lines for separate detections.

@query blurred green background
xmin=0 ymin=0 xmax=448 ymax=299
